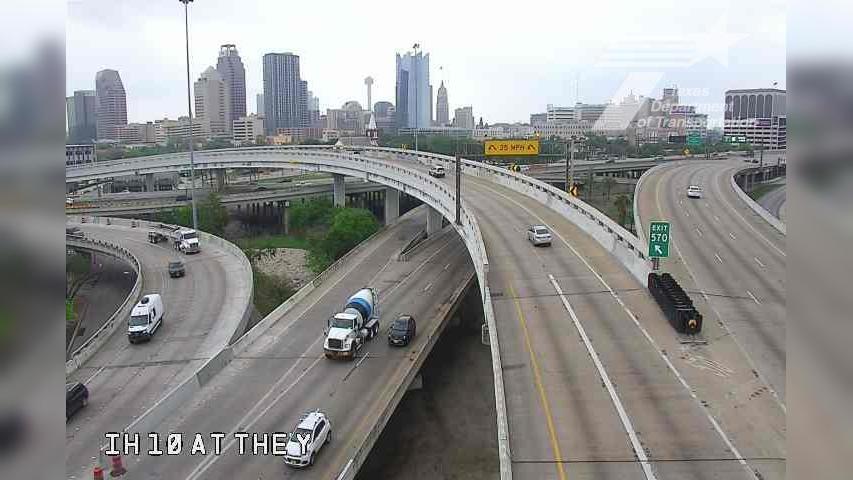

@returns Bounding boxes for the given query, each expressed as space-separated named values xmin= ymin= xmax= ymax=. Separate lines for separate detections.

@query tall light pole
xmin=180 ymin=0 xmax=198 ymax=230
xmin=412 ymin=43 xmax=420 ymax=152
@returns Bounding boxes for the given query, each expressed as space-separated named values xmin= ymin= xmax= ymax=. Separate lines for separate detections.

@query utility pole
xmin=179 ymin=0 xmax=198 ymax=230
xmin=455 ymin=153 xmax=461 ymax=225
xmin=569 ymin=136 xmax=576 ymax=195
xmin=412 ymin=43 xmax=420 ymax=152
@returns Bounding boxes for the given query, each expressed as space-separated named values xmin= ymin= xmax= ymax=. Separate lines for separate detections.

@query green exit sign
xmin=648 ymin=221 xmax=670 ymax=258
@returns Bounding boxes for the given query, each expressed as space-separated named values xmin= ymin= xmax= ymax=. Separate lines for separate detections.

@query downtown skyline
xmin=67 ymin=0 xmax=785 ymax=125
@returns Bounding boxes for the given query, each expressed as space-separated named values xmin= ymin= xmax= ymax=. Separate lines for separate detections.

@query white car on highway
xmin=527 ymin=225 xmax=552 ymax=247
xmin=284 ymin=411 xmax=332 ymax=468
xmin=687 ymin=185 xmax=703 ymax=199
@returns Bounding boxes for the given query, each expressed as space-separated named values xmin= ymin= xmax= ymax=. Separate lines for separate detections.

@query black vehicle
xmin=66 ymin=382 xmax=89 ymax=421
xmin=148 ymin=231 xmax=167 ymax=244
xmin=168 ymin=261 xmax=186 ymax=278
xmin=388 ymin=315 xmax=416 ymax=346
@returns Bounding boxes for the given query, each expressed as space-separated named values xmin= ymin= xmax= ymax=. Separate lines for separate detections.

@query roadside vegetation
xmin=155 ymin=192 xmax=229 ymax=236
xmin=233 ymin=197 xmax=380 ymax=317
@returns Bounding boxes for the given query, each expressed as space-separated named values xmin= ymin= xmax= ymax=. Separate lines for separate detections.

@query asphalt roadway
xmin=381 ymin=155 xmax=786 ymax=480
xmin=67 ymin=251 xmax=136 ymax=357
xmin=757 ymin=182 xmax=786 ymax=222
xmin=113 ymin=209 xmax=475 ymax=479
xmin=66 ymin=223 xmax=243 ymax=479
xmin=635 ymin=159 xmax=787 ymax=477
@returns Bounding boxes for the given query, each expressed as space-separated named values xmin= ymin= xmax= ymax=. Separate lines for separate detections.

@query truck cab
xmin=323 ymin=288 xmax=379 ymax=360
xmin=128 ymin=294 xmax=164 ymax=343
xmin=173 ymin=228 xmax=200 ymax=254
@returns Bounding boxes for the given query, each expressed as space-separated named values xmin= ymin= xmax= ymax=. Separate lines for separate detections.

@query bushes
xmin=289 ymin=198 xmax=335 ymax=232
xmin=251 ymin=266 xmax=295 ymax=318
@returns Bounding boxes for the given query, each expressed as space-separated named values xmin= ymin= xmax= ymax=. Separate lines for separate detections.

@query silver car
xmin=527 ymin=225 xmax=552 ymax=246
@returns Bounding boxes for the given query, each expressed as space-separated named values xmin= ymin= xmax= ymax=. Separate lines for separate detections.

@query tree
xmin=603 ymin=176 xmax=617 ymax=201
xmin=320 ymin=208 xmax=379 ymax=261
xmin=289 ymin=198 xmax=335 ymax=232
xmin=614 ymin=194 xmax=632 ymax=229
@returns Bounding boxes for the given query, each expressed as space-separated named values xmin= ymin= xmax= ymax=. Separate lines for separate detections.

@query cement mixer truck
xmin=323 ymin=288 xmax=380 ymax=360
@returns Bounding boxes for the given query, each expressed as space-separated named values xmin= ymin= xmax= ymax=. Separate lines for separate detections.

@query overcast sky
xmin=66 ymin=0 xmax=785 ymax=126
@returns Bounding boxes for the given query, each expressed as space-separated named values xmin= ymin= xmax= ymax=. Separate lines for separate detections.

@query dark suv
xmin=168 ymin=261 xmax=186 ymax=278
xmin=388 ymin=315 xmax=416 ymax=346
xmin=66 ymin=382 xmax=89 ymax=421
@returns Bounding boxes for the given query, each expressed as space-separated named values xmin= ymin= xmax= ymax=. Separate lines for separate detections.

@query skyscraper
xmin=66 ymin=90 xmax=97 ymax=144
xmin=216 ymin=44 xmax=247 ymax=127
xmin=194 ymin=66 xmax=231 ymax=137
xmin=256 ymin=94 xmax=264 ymax=116
xmin=453 ymin=106 xmax=474 ymax=129
xmin=263 ymin=52 xmax=305 ymax=134
xmin=95 ymin=69 xmax=127 ymax=141
xmin=436 ymin=81 xmax=449 ymax=126
xmin=395 ymin=49 xmax=430 ymax=129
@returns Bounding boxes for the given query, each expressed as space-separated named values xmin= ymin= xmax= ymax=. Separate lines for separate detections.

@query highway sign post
xmin=648 ymin=221 xmax=670 ymax=268
xmin=485 ymin=139 xmax=540 ymax=156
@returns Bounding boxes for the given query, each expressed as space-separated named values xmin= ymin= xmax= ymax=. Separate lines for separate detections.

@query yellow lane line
xmin=508 ymin=281 xmax=567 ymax=480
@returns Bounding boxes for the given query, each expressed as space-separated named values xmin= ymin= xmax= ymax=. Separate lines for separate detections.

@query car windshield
xmin=330 ymin=317 xmax=353 ymax=329
xmin=291 ymin=427 xmax=313 ymax=442
xmin=535 ymin=228 xmax=549 ymax=235
xmin=182 ymin=232 xmax=198 ymax=240
xmin=392 ymin=319 xmax=408 ymax=331
xmin=129 ymin=314 xmax=149 ymax=327
xmin=169 ymin=262 xmax=182 ymax=268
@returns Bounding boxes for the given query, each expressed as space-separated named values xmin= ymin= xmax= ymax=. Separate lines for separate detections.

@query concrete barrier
xmin=731 ymin=171 xmax=787 ymax=235
xmin=65 ymin=235 xmax=143 ymax=376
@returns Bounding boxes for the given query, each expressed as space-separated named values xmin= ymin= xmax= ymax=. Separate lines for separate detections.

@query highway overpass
xmin=65 ymin=220 xmax=254 ymax=479
xmin=67 ymin=147 xmax=785 ymax=479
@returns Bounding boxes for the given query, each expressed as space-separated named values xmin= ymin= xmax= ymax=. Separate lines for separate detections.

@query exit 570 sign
xmin=648 ymin=221 xmax=670 ymax=258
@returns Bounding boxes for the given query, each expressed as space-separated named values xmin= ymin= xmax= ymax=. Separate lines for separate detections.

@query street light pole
xmin=180 ymin=0 xmax=198 ymax=231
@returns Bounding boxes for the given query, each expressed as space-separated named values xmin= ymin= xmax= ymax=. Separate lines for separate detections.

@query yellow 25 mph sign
xmin=485 ymin=140 xmax=540 ymax=156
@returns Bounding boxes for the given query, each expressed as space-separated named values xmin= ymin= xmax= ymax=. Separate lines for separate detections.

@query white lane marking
xmin=695 ymin=226 xmax=703 ymax=237
xmin=684 ymin=210 xmax=691 ymax=217
xmin=747 ymin=290 xmax=761 ymax=305
xmin=754 ymin=257 xmax=765 ymax=268
xmin=185 ymin=354 xmax=325 ymax=480
xmin=714 ymin=167 xmax=786 ymax=257
xmin=423 ymin=282 xmax=433 ymax=292
xmin=656 ymin=167 xmax=786 ymax=414
xmin=714 ymin=253 xmax=723 ymax=264
xmin=548 ymin=275 xmax=657 ymax=480
xmin=444 ymin=263 xmax=450 ymax=271
xmin=713 ymin=215 xmax=720 ymax=223
xmin=479 ymin=180 xmax=759 ymax=478
xmin=729 ymin=232 xmax=736 ymax=240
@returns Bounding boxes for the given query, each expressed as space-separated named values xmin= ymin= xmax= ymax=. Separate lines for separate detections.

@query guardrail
xmin=65 ymin=235 xmax=143 ymax=376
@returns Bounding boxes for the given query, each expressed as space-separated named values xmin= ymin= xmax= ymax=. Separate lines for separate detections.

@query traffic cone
xmin=109 ymin=453 xmax=127 ymax=477
xmin=93 ymin=466 xmax=104 ymax=480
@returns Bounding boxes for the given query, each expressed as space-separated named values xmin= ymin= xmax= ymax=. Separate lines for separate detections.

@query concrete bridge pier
xmin=333 ymin=174 xmax=346 ymax=207
xmin=215 ymin=169 xmax=227 ymax=192
xmin=384 ymin=187 xmax=400 ymax=225
xmin=144 ymin=173 xmax=155 ymax=192
xmin=426 ymin=206 xmax=443 ymax=236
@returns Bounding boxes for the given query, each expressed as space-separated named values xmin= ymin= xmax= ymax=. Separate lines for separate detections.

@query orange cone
xmin=109 ymin=453 xmax=127 ymax=477
xmin=93 ymin=466 xmax=104 ymax=480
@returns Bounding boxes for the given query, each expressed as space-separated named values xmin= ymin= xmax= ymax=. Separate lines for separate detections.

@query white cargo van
xmin=128 ymin=294 xmax=164 ymax=343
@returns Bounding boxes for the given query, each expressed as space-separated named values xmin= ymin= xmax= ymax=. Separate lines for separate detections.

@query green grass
xmin=236 ymin=234 xmax=312 ymax=251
